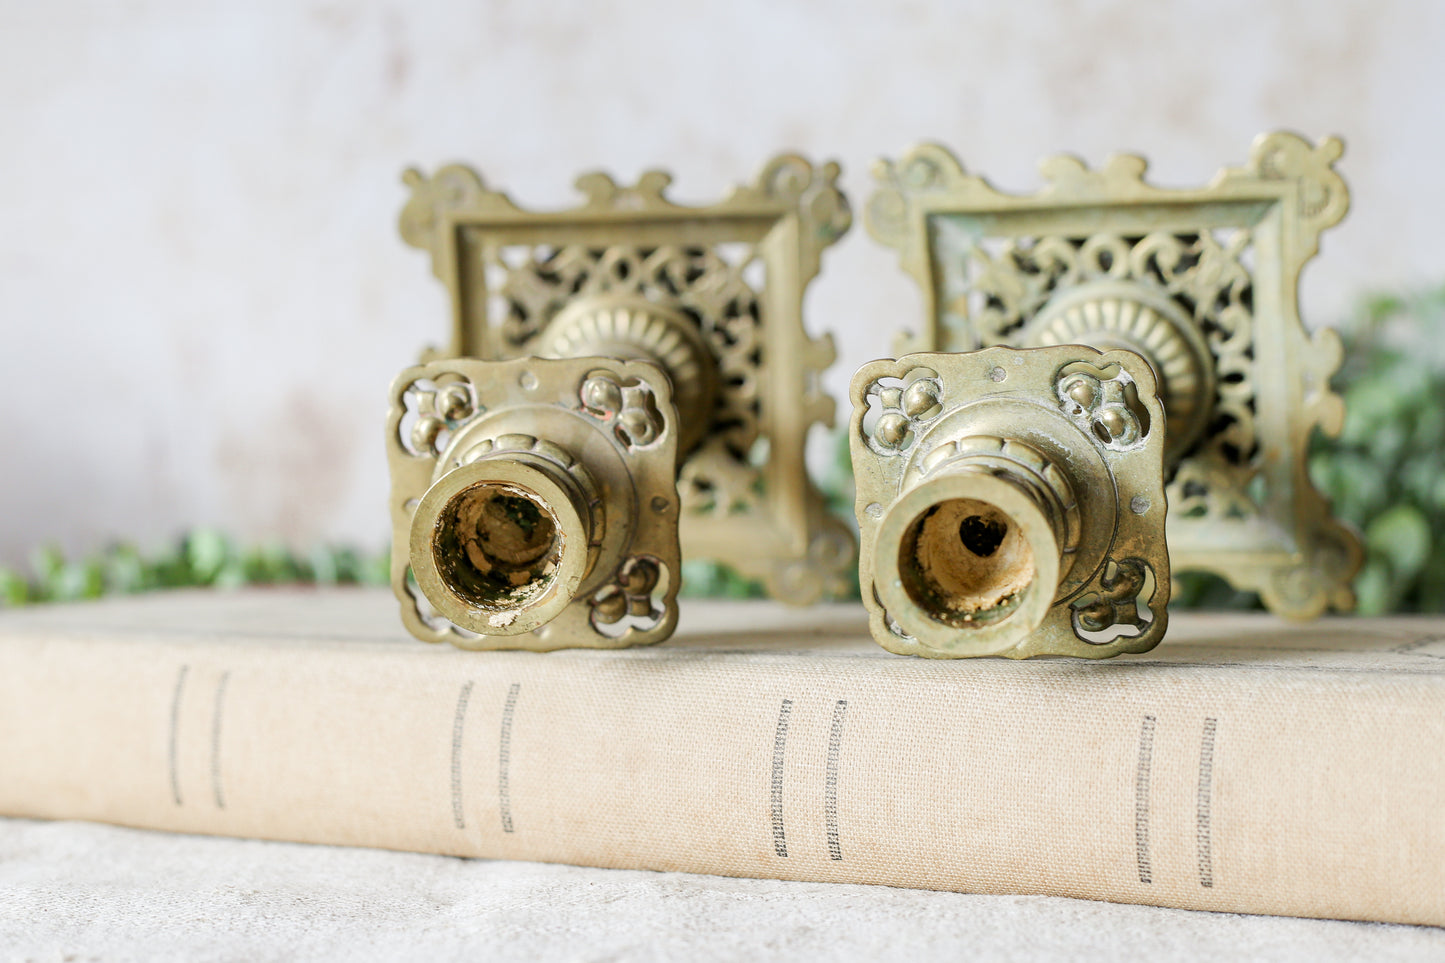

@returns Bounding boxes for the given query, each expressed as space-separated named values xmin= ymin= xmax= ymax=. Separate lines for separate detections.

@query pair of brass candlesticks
xmin=386 ymin=132 xmax=1359 ymax=658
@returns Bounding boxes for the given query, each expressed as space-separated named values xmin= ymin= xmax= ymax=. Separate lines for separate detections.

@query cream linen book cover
xmin=0 ymin=589 xmax=1441 ymax=926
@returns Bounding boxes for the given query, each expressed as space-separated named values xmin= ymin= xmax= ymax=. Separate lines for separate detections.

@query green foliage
xmin=0 ymin=531 xmax=389 ymax=609
xmin=1309 ymin=284 xmax=1445 ymax=614
xmin=1168 ymin=571 xmax=1260 ymax=610
xmin=676 ymin=560 xmax=766 ymax=599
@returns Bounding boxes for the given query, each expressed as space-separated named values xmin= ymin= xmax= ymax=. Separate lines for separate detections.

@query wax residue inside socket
xmin=900 ymin=498 xmax=1035 ymax=628
xmin=432 ymin=482 xmax=562 ymax=615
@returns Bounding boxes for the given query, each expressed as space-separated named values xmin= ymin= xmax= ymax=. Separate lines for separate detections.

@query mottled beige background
xmin=1 ymin=0 xmax=1441 ymax=565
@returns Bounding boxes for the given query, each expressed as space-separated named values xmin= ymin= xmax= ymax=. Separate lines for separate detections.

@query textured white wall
xmin=2 ymin=0 xmax=1441 ymax=564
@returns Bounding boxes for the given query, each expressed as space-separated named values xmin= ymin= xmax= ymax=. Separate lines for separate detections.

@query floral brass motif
xmin=866 ymin=132 xmax=1360 ymax=618
xmin=386 ymin=357 xmax=680 ymax=650
xmin=851 ymin=345 xmax=1171 ymax=659
xmin=399 ymin=156 xmax=855 ymax=603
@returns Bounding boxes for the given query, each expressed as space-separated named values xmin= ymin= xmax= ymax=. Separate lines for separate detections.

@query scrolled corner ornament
xmin=850 ymin=345 xmax=1170 ymax=659
xmin=398 ymin=155 xmax=854 ymax=605
xmin=385 ymin=356 xmax=680 ymax=651
xmin=865 ymin=132 xmax=1361 ymax=618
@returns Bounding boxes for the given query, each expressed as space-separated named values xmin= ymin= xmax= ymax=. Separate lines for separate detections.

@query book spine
xmin=0 ymin=632 xmax=1441 ymax=926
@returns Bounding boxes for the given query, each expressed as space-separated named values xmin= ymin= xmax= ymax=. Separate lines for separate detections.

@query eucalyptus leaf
xmin=1353 ymin=560 xmax=1394 ymax=617
xmin=1365 ymin=505 xmax=1432 ymax=579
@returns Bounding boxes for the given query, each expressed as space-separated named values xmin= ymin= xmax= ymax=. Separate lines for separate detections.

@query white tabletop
xmin=1 ymin=817 xmax=1440 ymax=962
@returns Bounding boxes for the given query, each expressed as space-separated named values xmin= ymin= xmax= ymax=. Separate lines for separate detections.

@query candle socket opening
xmin=431 ymin=482 xmax=565 ymax=624
xmin=900 ymin=497 xmax=1036 ymax=629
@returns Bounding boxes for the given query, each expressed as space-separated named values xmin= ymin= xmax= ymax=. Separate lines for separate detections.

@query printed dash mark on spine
xmin=451 ymin=681 xmax=474 ymax=830
xmin=771 ymin=699 xmax=793 ymax=857
xmin=498 ymin=683 xmax=520 ymax=834
xmin=1134 ymin=714 xmax=1156 ymax=884
xmin=1197 ymin=717 xmax=1218 ymax=888
xmin=168 ymin=665 xmax=189 ymax=806
xmin=825 ymin=699 xmax=848 ymax=861
xmin=210 ymin=672 xmax=230 ymax=809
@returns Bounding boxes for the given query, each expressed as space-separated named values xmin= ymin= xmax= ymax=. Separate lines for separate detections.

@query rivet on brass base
xmin=386 ymin=356 xmax=680 ymax=651
xmin=850 ymin=345 xmax=1171 ymax=659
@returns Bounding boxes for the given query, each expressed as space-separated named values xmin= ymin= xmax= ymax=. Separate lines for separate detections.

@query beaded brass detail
xmin=866 ymin=132 xmax=1360 ymax=618
xmin=1028 ymin=281 xmax=1212 ymax=464
xmin=536 ymin=295 xmax=718 ymax=455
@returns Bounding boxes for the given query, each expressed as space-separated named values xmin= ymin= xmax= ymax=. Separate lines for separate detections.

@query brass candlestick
xmin=866 ymin=133 xmax=1361 ymax=618
xmin=851 ymin=345 xmax=1170 ymax=659
xmin=387 ymin=356 xmax=680 ymax=650
xmin=398 ymin=155 xmax=854 ymax=603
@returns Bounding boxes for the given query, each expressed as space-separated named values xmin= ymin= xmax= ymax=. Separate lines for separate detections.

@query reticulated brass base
xmin=851 ymin=345 xmax=1171 ymax=659
xmin=865 ymin=133 xmax=1362 ymax=618
xmin=398 ymin=155 xmax=854 ymax=604
xmin=386 ymin=356 xmax=680 ymax=651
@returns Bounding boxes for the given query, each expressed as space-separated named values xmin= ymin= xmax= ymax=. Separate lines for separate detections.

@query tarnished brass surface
xmin=866 ymin=133 xmax=1361 ymax=618
xmin=399 ymin=156 xmax=854 ymax=603
xmin=851 ymin=345 xmax=1170 ymax=659
xmin=386 ymin=356 xmax=680 ymax=650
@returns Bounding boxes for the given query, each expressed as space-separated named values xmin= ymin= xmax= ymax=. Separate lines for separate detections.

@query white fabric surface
xmin=0 ymin=818 xmax=1440 ymax=962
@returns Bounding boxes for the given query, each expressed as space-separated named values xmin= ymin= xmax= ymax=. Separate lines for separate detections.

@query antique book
xmin=0 ymin=589 xmax=1441 ymax=926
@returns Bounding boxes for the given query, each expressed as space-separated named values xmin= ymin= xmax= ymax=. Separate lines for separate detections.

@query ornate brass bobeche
xmin=851 ymin=345 xmax=1170 ymax=659
xmin=867 ymin=132 xmax=1360 ymax=618
xmin=399 ymin=155 xmax=854 ymax=603
xmin=387 ymin=356 xmax=680 ymax=650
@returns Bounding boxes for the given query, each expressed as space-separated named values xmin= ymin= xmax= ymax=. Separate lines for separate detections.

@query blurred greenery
xmin=0 ymin=532 xmax=389 ymax=607
xmin=1308 ymin=283 xmax=1445 ymax=614
xmin=3 ymin=284 xmax=1442 ymax=613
